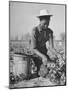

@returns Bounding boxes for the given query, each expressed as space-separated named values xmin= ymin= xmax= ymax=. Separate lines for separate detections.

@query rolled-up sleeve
xmin=31 ymin=28 xmax=37 ymax=49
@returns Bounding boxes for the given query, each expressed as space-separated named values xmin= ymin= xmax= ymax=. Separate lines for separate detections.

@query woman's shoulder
xmin=33 ymin=26 xmax=37 ymax=31
xmin=48 ymin=28 xmax=53 ymax=34
xmin=32 ymin=26 xmax=39 ymax=33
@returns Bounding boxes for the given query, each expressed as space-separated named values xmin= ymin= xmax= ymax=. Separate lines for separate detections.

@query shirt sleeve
xmin=31 ymin=27 xmax=37 ymax=49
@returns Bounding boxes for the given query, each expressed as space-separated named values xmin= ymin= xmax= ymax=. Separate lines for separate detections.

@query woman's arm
xmin=48 ymin=32 xmax=57 ymax=55
xmin=49 ymin=32 xmax=54 ymax=49
xmin=33 ymin=49 xmax=45 ymax=58
xmin=33 ymin=49 xmax=47 ymax=65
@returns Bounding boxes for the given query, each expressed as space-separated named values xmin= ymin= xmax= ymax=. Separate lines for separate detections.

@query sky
xmin=10 ymin=2 xmax=65 ymax=40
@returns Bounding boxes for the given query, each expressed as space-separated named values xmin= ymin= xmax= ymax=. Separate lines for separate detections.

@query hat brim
xmin=37 ymin=15 xmax=53 ymax=18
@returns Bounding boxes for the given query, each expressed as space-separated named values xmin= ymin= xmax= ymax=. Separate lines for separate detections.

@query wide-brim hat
xmin=37 ymin=9 xmax=53 ymax=18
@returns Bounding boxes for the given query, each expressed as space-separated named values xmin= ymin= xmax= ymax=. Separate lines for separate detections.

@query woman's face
xmin=40 ymin=19 xmax=50 ymax=29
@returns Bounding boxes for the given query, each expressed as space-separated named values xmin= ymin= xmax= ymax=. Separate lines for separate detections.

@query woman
xmin=32 ymin=9 xmax=54 ymax=76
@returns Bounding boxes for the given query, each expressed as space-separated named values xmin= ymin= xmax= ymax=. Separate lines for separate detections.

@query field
xmin=9 ymin=40 xmax=66 ymax=88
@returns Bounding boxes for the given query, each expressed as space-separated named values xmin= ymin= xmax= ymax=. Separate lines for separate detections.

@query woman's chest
xmin=37 ymin=30 xmax=50 ymax=42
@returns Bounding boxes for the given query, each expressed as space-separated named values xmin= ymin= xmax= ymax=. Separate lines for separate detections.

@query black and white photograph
xmin=9 ymin=1 xmax=66 ymax=89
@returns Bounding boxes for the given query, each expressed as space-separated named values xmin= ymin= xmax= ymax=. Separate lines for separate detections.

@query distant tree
xmin=60 ymin=32 xmax=65 ymax=41
xmin=10 ymin=36 xmax=15 ymax=40
xmin=24 ymin=32 xmax=31 ymax=41
xmin=21 ymin=34 xmax=24 ymax=41
xmin=15 ymin=35 xmax=18 ymax=41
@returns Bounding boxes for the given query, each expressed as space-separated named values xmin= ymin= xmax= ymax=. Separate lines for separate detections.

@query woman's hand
xmin=41 ymin=55 xmax=47 ymax=65
xmin=47 ymin=48 xmax=57 ymax=60
xmin=49 ymin=47 xmax=57 ymax=54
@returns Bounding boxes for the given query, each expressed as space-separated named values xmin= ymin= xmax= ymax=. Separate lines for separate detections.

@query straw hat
xmin=37 ymin=9 xmax=53 ymax=18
